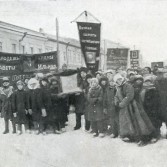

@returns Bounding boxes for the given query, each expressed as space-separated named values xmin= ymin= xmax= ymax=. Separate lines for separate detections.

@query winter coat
xmin=88 ymin=85 xmax=104 ymax=122
xmin=50 ymin=86 xmax=68 ymax=121
xmin=103 ymin=86 xmax=116 ymax=118
xmin=11 ymin=89 xmax=28 ymax=124
xmin=115 ymin=82 xmax=155 ymax=138
xmin=141 ymin=87 xmax=162 ymax=129
xmin=27 ymin=88 xmax=49 ymax=121
xmin=84 ymin=84 xmax=91 ymax=120
xmin=0 ymin=86 xmax=13 ymax=120
xmin=155 ymin=77 xmax=167 ymax=122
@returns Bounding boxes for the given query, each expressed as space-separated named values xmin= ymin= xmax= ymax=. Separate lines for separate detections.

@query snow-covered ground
xmin=0 ymin=113 xmax=167 ymax=167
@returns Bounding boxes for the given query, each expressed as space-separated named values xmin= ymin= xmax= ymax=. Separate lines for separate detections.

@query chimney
xmin=39 ymin=28 xmax=44 ymax=34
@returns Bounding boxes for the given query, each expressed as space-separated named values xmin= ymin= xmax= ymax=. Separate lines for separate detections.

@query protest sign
xmin=60 ymin=73 xmax=82 ymax=94
xmin=107 ymin=48 xmax=129 ymax=70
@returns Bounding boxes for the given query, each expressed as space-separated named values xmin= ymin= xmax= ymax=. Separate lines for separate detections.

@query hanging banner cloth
xmin=77 ymin=22 xmax=101 ymax=72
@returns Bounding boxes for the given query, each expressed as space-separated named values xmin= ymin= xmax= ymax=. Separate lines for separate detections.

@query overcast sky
xmin=0 ymin=0 xmax=167 ymax=63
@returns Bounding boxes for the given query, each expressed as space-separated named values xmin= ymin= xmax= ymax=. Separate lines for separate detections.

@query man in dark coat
xmin=0 ymin=77 xmax=16 ymax=134
xmin=49 ymin=78 xmax=68 ymax=133
xmin=141 ymin=76 xmax=162 ymax=141
xmin=155 ymin=73 xmax=167 ymax=137
xmin=12 ymin=80 xmax=28 ymax=135
xmin=73 ymin=67 xmax=88 ymax=130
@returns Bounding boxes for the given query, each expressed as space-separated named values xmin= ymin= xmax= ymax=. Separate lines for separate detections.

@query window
xmin=38 ymin=48 xmax=42 ymax=53
xmin=30 ymin=47 xmax=34 ymax=54
xmin=12 ymin=44 xmax=16 ymax=53
xmin=63 ymin=51 xmax=66 ymax=62
xmin=0 ymin=42 xmax=2 ymax=52
xmin=45 ymin=47 xmax=53 ymax=52
xmin=21 ymin=45 xmax=25 ymax=54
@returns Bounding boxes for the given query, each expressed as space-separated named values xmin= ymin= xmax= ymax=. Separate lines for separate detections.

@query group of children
xmin=0 ymin=74 xmax=69 ymax=135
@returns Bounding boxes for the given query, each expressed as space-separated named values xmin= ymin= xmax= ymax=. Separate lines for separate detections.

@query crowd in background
xmin=0 ymin=64 xmax=167 ymax=147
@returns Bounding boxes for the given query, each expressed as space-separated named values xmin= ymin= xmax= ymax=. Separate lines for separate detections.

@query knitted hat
xmin=16 ymin=80 xmax=24 ymax=86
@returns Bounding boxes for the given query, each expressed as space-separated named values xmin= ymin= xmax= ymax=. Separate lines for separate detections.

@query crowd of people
xmin=0 ymin=65 xmax=167 ymax=147
xmin=74 ymin=65 xmax=167 ymax=146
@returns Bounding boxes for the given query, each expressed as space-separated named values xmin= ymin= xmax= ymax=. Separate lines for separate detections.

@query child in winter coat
xmin=84 ymin=74 xmax=92 ymax=131
xmin=27 ymin=78 xmax=48 ymax=135
xmin=103 ymin=80 xmax=118 ymax=138
xmin=0 ymin=77 xmax=16 ymax=134
xmin=88 ymin=78 xmax=105 ymax=137
xmin=12 ymin=80 xmax=29 ymax=135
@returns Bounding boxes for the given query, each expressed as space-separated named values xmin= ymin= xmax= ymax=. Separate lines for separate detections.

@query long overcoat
xmin=115 ymin=82 xmax=155 ymax=138
xmin=155 ymin=77 xmax=167 ymax=122
xmin=103 ymin=86 xmax=116 ymax=118
xmin=87 ymin=86 xmax=104 ymax=122
xmin=27 ymin=88 xmax=49 ymax=122
xmin=0 ymin=86 xmax=13 ymax=120
xmin=11 ymin=89 xmax=28 ymax=124
xmin=142 ymin=87 xmax=162 ymax=129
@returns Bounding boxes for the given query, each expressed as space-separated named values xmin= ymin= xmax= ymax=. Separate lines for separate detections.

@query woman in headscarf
xmin=114 ymin=74 xmax=155 ymax=146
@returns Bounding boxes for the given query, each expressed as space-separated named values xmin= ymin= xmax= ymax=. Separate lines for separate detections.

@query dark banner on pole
xmin=77 ymin=22 xmax=101 ymax=72
xmin=107 ymin=48 xmax=129 ymax=70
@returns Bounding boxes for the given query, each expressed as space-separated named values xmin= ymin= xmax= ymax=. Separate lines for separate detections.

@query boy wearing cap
xmin=0 ymin=77 xmax=16 ymax=134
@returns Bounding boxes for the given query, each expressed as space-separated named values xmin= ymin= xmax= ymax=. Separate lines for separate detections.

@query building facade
xmin=0 ymin=21 xmax=85 ymax=70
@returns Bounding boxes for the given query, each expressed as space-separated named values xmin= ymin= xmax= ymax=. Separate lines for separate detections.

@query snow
xmin=0 ymin=113 xmax=167 ymax=167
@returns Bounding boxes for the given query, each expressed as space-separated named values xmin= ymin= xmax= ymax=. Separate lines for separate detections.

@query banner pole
xmin=56 ymin=18 xmax=60 ymax=69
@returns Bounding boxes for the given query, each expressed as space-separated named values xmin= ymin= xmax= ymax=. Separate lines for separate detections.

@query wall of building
xmin=0 ymin=21 xmax=85 ymax=70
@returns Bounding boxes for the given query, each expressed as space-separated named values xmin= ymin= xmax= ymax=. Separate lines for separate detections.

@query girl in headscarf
xmin=88 ymin=78 xmax=105 ymax=137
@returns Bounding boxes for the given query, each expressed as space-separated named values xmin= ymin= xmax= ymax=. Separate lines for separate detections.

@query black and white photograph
xmin=0 ymin=0 xmax=167 ymax=167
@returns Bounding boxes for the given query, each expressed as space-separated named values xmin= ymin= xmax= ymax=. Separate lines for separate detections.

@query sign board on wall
xmin=151 ymin=62 xmax=164 ymax=68
xmin=106 ymin=48 xmax=129 ymax=70
xmin=130 ymin=50 xmax=140 ymax=69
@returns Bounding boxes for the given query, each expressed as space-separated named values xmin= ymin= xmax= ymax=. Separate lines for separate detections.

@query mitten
xmin=103 ymin=108 xmax=107 ymax=114
xmin=13 ymin=113 xmax=17 ymax=117
xmin=41 ymin=108 xmax=47 ymax=117
xmin=25 ymin=110 xmax=28 ymax=114
xmin=28 ymin=109 xmax=33 ymax=115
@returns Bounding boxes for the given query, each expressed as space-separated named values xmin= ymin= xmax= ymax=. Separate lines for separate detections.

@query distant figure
xmin=23 ymin=57 xmax=35 ymax=72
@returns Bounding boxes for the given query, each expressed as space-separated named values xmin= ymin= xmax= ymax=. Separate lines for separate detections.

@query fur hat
xmin=28 ymin=78 xmax=39 ymax=89
xmin=90 ymin=78 xmax=99 ymax=84
xmin=80 ymin=67 xmax=88 ymax=73
xmin=16 ymin=80 xmax=24 ymax=86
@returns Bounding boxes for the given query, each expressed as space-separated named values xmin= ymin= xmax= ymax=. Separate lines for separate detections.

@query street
xmin=0 ymin=113 xmax=167 ymax=167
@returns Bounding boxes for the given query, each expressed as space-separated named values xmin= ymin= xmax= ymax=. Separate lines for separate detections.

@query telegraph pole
xmin=56 ymin=18 xmax=60 ymax=69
